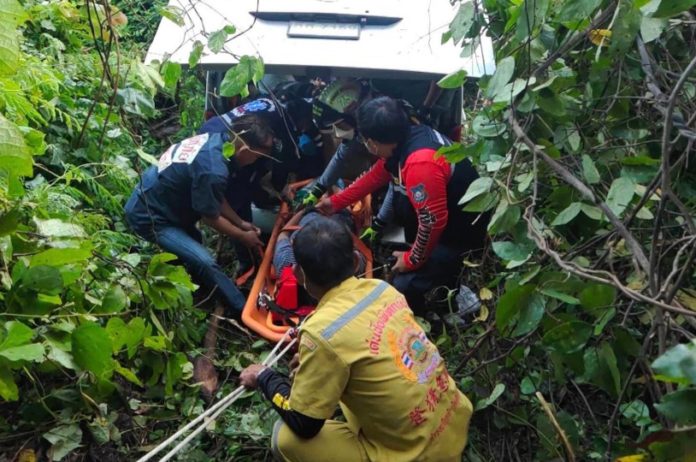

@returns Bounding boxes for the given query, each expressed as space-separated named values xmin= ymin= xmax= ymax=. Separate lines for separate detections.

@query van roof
xmin=145 ymin=0 xmax=495 ymax=80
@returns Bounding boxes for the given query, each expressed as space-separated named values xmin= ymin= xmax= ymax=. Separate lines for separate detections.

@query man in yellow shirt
xmin=240 ymin=216 xmax=473 ymax=461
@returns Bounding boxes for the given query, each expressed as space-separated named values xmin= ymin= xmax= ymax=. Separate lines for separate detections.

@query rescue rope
xmin=136 ymin=330 xmax=298 ymax=462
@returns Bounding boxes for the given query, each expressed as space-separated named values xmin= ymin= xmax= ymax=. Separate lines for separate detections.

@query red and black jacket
xmin=331 ymin=125 xmax=488 ymax=271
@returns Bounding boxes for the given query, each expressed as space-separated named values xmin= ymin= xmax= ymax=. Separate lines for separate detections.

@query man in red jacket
xmin=317 ymin=96 xmax=489 ymax=314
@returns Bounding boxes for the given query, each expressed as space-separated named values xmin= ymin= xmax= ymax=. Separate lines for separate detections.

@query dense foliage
xmin=438 ymin=0 xmax=696 ymax=460
xmin=0 ymin=0 xmax=694 ymax=461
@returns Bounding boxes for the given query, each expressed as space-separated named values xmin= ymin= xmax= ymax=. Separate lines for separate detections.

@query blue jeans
xmin=136 ymin=225 xmax=246 ymax=314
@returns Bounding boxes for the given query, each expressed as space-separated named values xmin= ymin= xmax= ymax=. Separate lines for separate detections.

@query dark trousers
xmin=392 ymin=244 xmax=462 ymax=316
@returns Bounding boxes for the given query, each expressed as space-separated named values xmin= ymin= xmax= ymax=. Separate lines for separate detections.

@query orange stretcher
xmin=241 ymin=180 xmax=373 ymax=342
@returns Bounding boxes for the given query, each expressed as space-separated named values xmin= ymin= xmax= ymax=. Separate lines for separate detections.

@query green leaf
xmin=497 ymin=284 xmax=534 ymax=333
xmin=513 ymin=293 xmax=545 ymax=337
xmin=222 ymin=141 xmax=236 ymax=158
xmin=540 ymin=288 xmax=580 ymax=305
xmin=437 ymin=69 xmax=468 ymax=89
xmin=30 ymin=247 xmax=91 ymax=267
xmin=157 ymin=5 xmax=185 ymax=26
xmin=459 ymin=177 xmax=493 ymax=205
xmin=654 ymin=389 xmax=696 ymax=424
xmin=516 ymin=0 xmax=550 ymax=40
xmin=579 ymin=284 xmax=616 ymax=313
xmin=99 ymin=286 xmax=128 ymax=314
xmin=492 ymin=241 xmax=534 ymax=268
xmin=606 ymin=177 xmax=635 ymax=217
xmin=0 ymin=320 xmax=33 ymax=349
xmin=0 ymin=343 xmax=44 ymax=362
xmin=437 ymin=140 xmax=484 ymax=164
xmin=449 ymin=2 xmax=476 ymax=44
xmin=640 ymin=16 xmax=667 ymax=42
xmin=161 ymin=61 xmax=181 ymax=93
xmin=551 ymin=202 xmax=582 ymax=226
xmin=115 ymin=363 xmax=143 ymax=387
xmin=106 ymin=317 xmax=146 ymax=357
xmin=188 ymin=40 xmax=204 ymax=68
xmin=582 ymin=155 xmax=600 ymax=184
xmin=0 ymin=365 xmax=18 ymax=401
xmin=219 ymin=56 xmax=265 ymax=97
xmin=609 ymin=1 xmax=642 ymax=54
xmin=475 ymin=383 xmax=506 ymax=410
xmin=207 ymin=28 xmax=229 ymax=54
xmin=0 ymin=22 xmax=20 ymax=76
xmin=653 ymin=0 xmax=696 ymax=17
xmin=72 ymin=323 xmax=114 ymax=379
xmin=486 ymin=56 xmax=515 ymax=99
xmin=34 ymin=218 xmax=86 ymax=238
xmin=0 ymin=114 xmax=32 ymax=177
xmin=472 ymin=114 xmax=506 ymax=137
xmin=144 ymin=335 xmax=168 ymax=351
xmin=136 ymin=148 xmax=159 ymax=166
xmin=651 ymin=340 xmax=696 ymax=385
xmin=488 ymin=201 xmax=521 ymax=235
xmin=492 ymin=77 xmax=536 ymax=104
xmin=0 ymin=0 xmax=28 ymax=26
xmin=599 ymin=341 xmax=621 ymax=395
xmin=543 ymin=321 xmax=592 ymax=354
xmin=557 ymin=0 xmax=602 ymax=21
xmin=21 ymin=265 xmax=63 ymax=294
xmin=44 ymin=423 xmax=82 ymax=461
xmin=116 ymin=88 xmax=156 ymax=118
xmin=0 ymin=209 xmax=20 ymax=236
xmin=581 ymin=203 xmax=603 ymax=220
xmin=462 ymin=192 xmax=498 ymax=212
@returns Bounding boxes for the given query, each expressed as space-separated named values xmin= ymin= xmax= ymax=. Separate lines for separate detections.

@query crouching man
xmin=240 ymin=216 xmax=473 ymax=462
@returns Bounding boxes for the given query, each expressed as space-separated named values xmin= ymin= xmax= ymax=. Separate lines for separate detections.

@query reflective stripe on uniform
xmin=320 ymin=281 xmax=389 ymax=340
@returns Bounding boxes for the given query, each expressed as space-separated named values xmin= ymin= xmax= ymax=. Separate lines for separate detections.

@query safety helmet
xmin=312 ymin=79 xmax=368 ymax=129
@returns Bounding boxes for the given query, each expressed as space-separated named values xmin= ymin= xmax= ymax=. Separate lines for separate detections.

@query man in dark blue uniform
xmin=125 ymin=114 xmax=275 ymax=315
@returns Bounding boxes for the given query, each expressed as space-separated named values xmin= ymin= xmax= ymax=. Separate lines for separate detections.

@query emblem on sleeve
xmin=410 ymin=183 xmax=428 ymax=203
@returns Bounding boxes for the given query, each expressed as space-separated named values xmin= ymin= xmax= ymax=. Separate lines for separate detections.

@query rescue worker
xmin=293 ymin=79 xmax=374 ymax=207
xmin=124 ymin=114 xmax=275 ymax=316
xmin=317 ymin=96 xmax=490 ymax=314
xmin=240 ymin=216 xmax=473 ymax=462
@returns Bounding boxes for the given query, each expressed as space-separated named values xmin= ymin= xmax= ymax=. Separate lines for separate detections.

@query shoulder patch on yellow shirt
xmin=300 ymin=334 xmax=317 ymax=351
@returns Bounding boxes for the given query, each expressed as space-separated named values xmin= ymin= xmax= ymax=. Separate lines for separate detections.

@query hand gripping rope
xmin=136 ymin=328 xmax=299 ymax=462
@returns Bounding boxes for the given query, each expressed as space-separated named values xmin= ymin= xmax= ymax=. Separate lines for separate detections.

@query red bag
xmin=272 ymin=267 xmax=314 ymax=323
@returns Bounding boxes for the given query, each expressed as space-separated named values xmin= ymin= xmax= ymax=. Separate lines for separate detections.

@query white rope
xmin=136 ymin=329 xmax=298 ymax=462
xmin=159 ymin=338 xmax=298 ymax=462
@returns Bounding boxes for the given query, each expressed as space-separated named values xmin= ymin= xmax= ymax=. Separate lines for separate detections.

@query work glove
xmin=293 ymin=183 xmax=326 ymax=210
xmin=360 ymin=217 xmax=386 ymax=244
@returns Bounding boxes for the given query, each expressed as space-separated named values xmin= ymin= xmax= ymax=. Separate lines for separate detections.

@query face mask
xmin=333 ymin=125 xmax=355 ymax=140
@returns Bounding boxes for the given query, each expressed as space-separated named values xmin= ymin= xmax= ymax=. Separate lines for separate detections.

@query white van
xmin=146 ymin=0 xmax=495 ymax=140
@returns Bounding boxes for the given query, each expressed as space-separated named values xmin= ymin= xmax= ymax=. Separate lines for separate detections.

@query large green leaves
xmin=485 ymin=56 xmax=515 ymax=100
xmin=652 ymin=0 xmax=696 ymax=17
xmin=219 ymin=55 xmax=265 ymax=98
xmin=71 ymin=322 xmax=114 ymax=379
xmin=654 ymin=390 xmax=696 ymax=424
xmin=0 ymin=321 xmax=44 ymax=365
xmin=0 ymin=113 xmax=32 ymax=177
xmin=496 ymin=284 xmax=546 ymax=336
xmin=651 ymin=340 xmax=696 ymax=385
xmin=0 ymin=0 xmax=28 ymax=76
xmin=557 ymin=0 xmax=602 ymax=21
xmin=543 ymin=321 xmax=593 ymax=354
xmin=606 ymin=177 xmax=635 ymax=217
xmin=44 ymin=423 xmax=83 ymax=461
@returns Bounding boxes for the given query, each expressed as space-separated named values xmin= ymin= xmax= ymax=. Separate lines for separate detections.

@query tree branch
xmin=510 ymin=114 xmax=651 ymax=274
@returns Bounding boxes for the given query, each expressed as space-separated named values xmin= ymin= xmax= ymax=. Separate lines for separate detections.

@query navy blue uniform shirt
xmin=125 ymin=132 xmax=232 ymax=236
